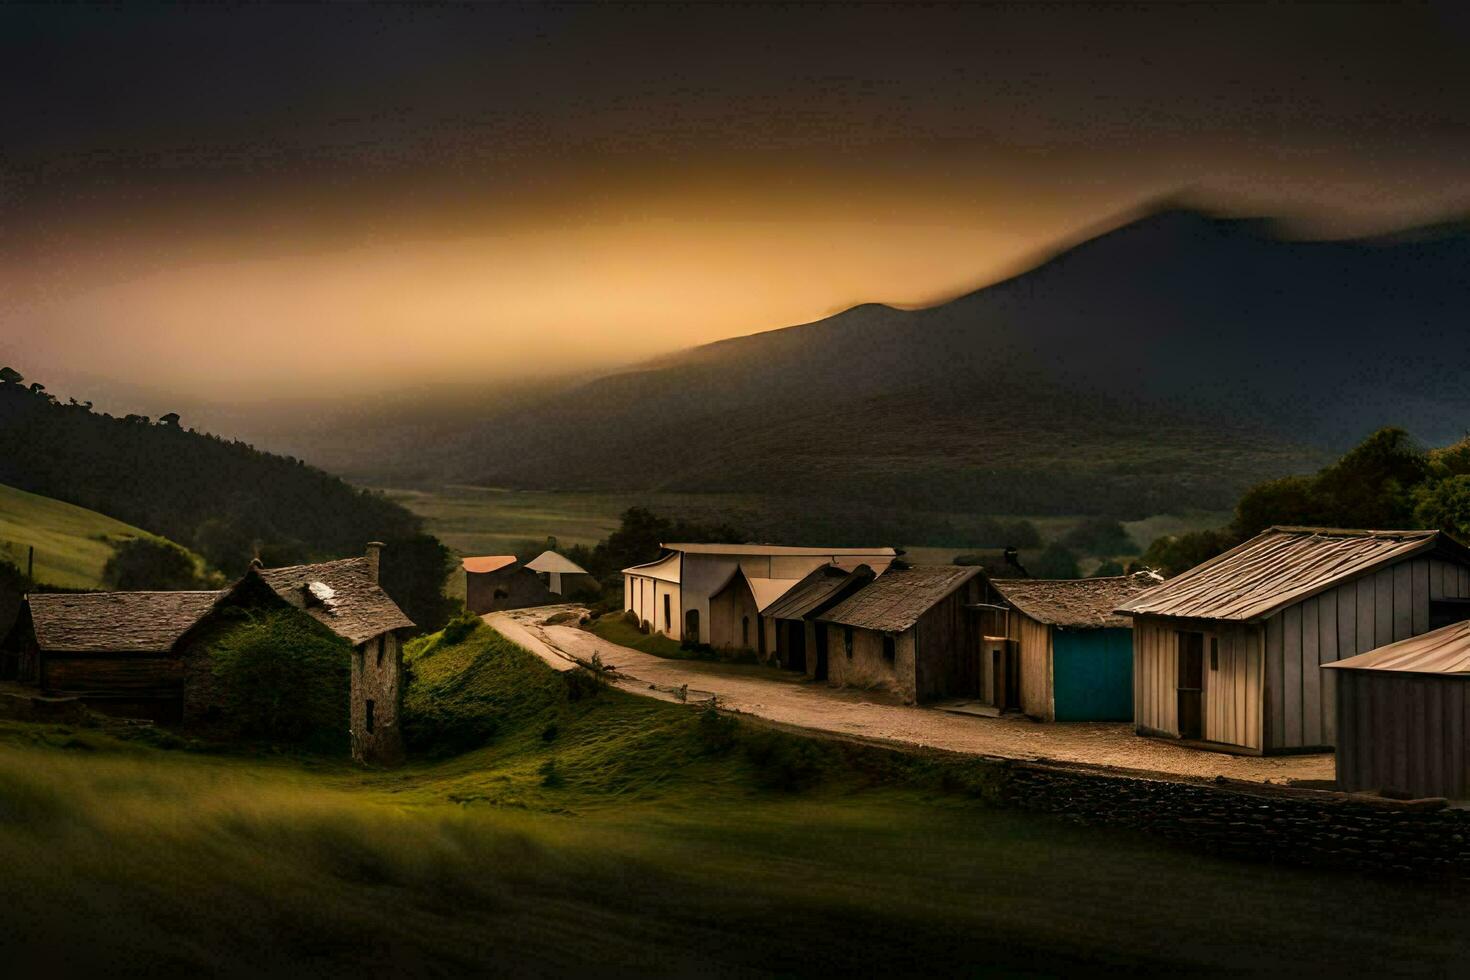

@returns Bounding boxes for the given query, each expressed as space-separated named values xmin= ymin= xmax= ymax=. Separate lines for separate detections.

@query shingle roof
xmin=763 ymin=564 xmax=876 ymax=621
xmin=664 ymin=543 xmax=896 ymax=558
xmin=994 ymin=573 xmax=1161 ymax=629
xmin=525 ymin=550 xmax=589 ymax=575
xmin=818 ymin=565 xmax=982 ymax=633
xmin=1324 ymin=620 xmax=1470 ymax=676
xmin=462 ymin=556 xmax=518 ymax=574
xmin=254 ymin=557 xmax=414 ymax=645
xmin=26 ymin=591 xmax=224 ymax=653
xmin=1116 ymin=527 xmax=1454 ymax=623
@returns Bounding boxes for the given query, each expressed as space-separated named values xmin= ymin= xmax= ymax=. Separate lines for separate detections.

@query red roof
xmin=462 ymin=556 xmax=518 ymax=574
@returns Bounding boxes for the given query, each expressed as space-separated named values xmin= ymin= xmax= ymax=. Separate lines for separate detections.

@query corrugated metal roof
xmin=663 ymin=542 xmax=896 ymax=558
xmin=763 ymin=564 xmax=876 ymax=621
xmin=1116 ymin=527 xmax=1449 ymax=623
xmin=525 ymin=550 xmax=588 ymax=576
xmin=27 ymin=591 xmax=224 ymax=653
xmin=994 ymin=572 xmax=1161 ymax=629
xmin=623 ymin=552 xmax=680 ymax=583
xmin=1325 ymin=619 xmax=1470 ymax=675
xmin=818 ymin=565 xmax=982 ymax=633
xmin=463 ymin=556 xmax=517 ymax=574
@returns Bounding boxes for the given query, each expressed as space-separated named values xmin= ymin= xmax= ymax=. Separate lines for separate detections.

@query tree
xmin=103 ymin=537 xmax=203 ymax=590
xmin=1091 ymin=559 xmax=1126 ymax=577
xmin=1137 ymin=528 xmax=1238 ymax=577
xmin=1060 ymin=518 xmax=1138 ymax=556
xmin=1415 ymin=475 xmax=1470 ymax=543
xmin=206 ymin=608 xmax=350 ymax=748
xmin=379 ymin=533 xmax=456 ymax=634
xmin=1031 ymin=543 xmax=1080 ymax=579
xmin=0 ymin=366 xmax=21 ymax=385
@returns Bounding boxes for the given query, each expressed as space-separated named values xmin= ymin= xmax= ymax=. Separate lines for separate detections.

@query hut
xmin=622 ymin=543 xmax=895 ymax=644
xmin=463 ymin=555 xmax=555 ymax=614
xmin=525 ymin=549 xmax=593 ymax=597
xmin=0 ymin=590 xmax=222 ymax=721
xmin=761 ymin=564 xmax=877 ymax=676
xmin=816 ymin=565 xmax=985 ymax=703
xmin=990 ymin=573 xmax=1159 ymax=722
xmin=1324 ymin=620 xmax=1470 ymax=800
xmin=1117 ymin=527 xmax=1470 ymax=754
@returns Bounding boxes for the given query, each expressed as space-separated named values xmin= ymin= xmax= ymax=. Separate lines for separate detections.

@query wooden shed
xmin=1117 ymin=527 xmax=1470 ymax=754
xmin=0 ymin=590 xmax=221 ymax=721
xmin=761 ymin=564 xmax=876 ymax=676
xmin=992 ymin=573 xmax=1159 ymax=722
xmin=816 ymin=565 xmax=985 ymax=703
xmin=1324 ymin=620 xmax=1470 ymax=800
xmin=463 ymin=555 xmax=555 ymax=614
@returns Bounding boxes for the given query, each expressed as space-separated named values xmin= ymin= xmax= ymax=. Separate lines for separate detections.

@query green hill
xmin=0 ymin=482 xmax=200 ymax=589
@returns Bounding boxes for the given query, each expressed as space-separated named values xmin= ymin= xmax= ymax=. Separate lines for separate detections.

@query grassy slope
xmin=1 ymin=626 xmax=1468 ymax=975
xmin=0 ymin=481 xmax=203 ymax=588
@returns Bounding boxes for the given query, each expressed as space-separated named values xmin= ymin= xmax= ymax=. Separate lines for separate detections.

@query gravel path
xmin=487 ymin=606 xmax=1336 ymax=785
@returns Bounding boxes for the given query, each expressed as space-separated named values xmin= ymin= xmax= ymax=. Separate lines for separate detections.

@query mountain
xmin=417 ymin=207 xmax=1470 ymax=517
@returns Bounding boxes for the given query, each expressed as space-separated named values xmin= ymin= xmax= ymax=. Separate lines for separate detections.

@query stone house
xmin=463 ymin=555 xmax=556 ymax=614
xmin=761 ymin=563 xmax=877 ymax=676
xmin=815 ymin=565 xmax=986 ymax=703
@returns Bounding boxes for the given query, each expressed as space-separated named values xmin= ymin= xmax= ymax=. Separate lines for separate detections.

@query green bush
xmin=440 ymin=607 xmax=481 ymax=645
xmin=744 ymin=731 xmax=827 ymax=792
xmin=206 ymin=609 xmax=351 ymax=750
xmin=103 ymin=536 xmax=204 ymax=590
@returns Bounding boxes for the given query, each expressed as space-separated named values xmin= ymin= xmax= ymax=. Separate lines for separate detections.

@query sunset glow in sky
xmin=5 ymin=3 xmax=1469 ymax=399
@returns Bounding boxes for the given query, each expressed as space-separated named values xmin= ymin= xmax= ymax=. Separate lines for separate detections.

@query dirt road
xmin=486 ymin=606 xmax=1335 ymax=784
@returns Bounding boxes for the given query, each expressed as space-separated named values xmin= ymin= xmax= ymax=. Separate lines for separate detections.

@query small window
xmin=376 ymin=637 xmax=385 ymax=668
xmin=365 ymin=699 xmax=376 ymax=734
xmin=844 ymin=626 xmax=854 ymax=659
xmin=1209 ymin=636 xmax=1219 ymax=672
xmin=354 ymin=646 xmax=365 ymax=674
xmin=664 ymin=594 xmax=672 ymax=630
xmin=882 ymin=635 xmax=896 ymax=663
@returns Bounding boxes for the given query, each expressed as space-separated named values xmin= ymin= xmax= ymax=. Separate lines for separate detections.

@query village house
xmin=761 ymin=563 xmax=877 ymax=675
xmin=1 ymin=543 xmax=414 ymax=765
xmin=1323 ymin=619 xmax=1470 ymax=800
xmin=990 ymin=573 xmax=1158 ymax=722
xmin=815 ymin=564 xmax=987 ymax=703
xmin=463 ymin=555 xmax=556 ymax=614
xmin=524 ymin=549 xmax=593 ymax=597
xmin=1116 ymin=527 xmax=1470 ymax=754
xmin=622 ymin=543 xmax=896 ymax=644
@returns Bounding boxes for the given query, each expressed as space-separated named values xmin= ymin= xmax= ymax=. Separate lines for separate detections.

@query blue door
xmin=1052 ymin=628 xmax=1133 ymax=721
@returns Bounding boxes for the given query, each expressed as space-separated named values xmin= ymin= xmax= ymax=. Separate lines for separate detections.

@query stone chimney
xmin=365 ymin=541 xmax=385 ymax=583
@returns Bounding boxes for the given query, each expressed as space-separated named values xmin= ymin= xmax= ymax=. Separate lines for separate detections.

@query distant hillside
xmin=0 ymin=482 xmax=203 ymax=590
xmin=425 ymin=207 xmax=1470 ymax=516
xmin=0 ymin=382 xmax=453 ymax=630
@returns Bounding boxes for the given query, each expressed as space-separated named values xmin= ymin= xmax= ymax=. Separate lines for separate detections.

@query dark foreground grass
xmin=2 ymin=624 xmax=1469 ymax=976
xmin=590 ymin=613 xmax=757 ymax=663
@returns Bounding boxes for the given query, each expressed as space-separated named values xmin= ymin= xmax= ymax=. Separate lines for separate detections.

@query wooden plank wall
xmin=1011 ymin=612 xmax=1054 ymax=721
xmin=1133 ymin=618 xmax=1262 ymax=750
xmin=1336 ymin=670 xmax=1470 ymax=799
xmin=1263 ymin=556 xmax=1470 ymax=751
xmin=913 ymin=577 xmax=984 ymax=701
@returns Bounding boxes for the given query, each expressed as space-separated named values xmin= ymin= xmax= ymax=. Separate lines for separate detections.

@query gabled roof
xmin=1116 ymin=527 xmax=1461 ymax=623
xmin=1324 ymin=620 xmax=1470 ymax=676
xmin=663 ymin=542 xmax=896 ymax=558
xmin=250 ymin=556 xmax=414 ymax=645
xmin=763 ymin=564 xmax=876 ymax=621
xmin=462 ymin=555 xmax=518 ymax=574
xmin=525 ymin=550 xmax=589 ymax=576
xmin=708 ymin=565 xmax=800 ymax=613
xmin=623 ymin=551 xmax=681 ymax=582
xmin=819 ymin=565 xmax=982 ymax=633
xmin=25 ymin=591 xmax=224 ymax=653
xmin=995 ymin=572 xmax=1161 ymax=629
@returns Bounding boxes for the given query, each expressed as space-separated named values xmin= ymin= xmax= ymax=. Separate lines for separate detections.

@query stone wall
xmin=351 ymin=631 xmax=404 ymax=766
xmin=825 ymin=625 xmax=914 ymax=701
xmin=990 ymin=758 xmax=1470 ymax=878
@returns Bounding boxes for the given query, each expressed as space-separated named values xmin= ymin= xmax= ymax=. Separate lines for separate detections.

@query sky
xmin=4 ymin=2 xmax=1470 ymax=401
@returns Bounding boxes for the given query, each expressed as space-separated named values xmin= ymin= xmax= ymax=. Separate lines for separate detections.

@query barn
xmin=1117 ymin=527 xmax=1470 ymax=754
xmin=525 ymin=549 xmax=593 ymax=597
xmin=623 ymin=543 xmax=895 ymax=644
xmin=1324 ymin=620 xmax=1470 ymax=800
xmin=463 ymin=555 xmax=555 ymax=614
xmin=816 ymin=564 xmax=985 ymax=703
xmin=992 ymin=572 xmax=1158 ymax=722
xmin=761 ymin=563 xmax=877 ymax=675
xmin=1 ymin=590 xmax=222 ymax=721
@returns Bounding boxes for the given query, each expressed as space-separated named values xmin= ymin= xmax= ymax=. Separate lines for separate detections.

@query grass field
xmin=387 ymin=484 xmax=1230 ymax=568
xmin=0 ymin=482 xmax=200 ymax=589
xmin=2 ymin=622 xmax=1468 ymax=975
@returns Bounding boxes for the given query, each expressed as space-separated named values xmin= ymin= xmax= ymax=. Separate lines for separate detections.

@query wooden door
xmin=1177 ymin=631 xmax=1204 ymax=739
xmin=814 ymin=623 xmax=829 ymax=680
xmin=787 ymin=622 xmax=807 ymax=672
